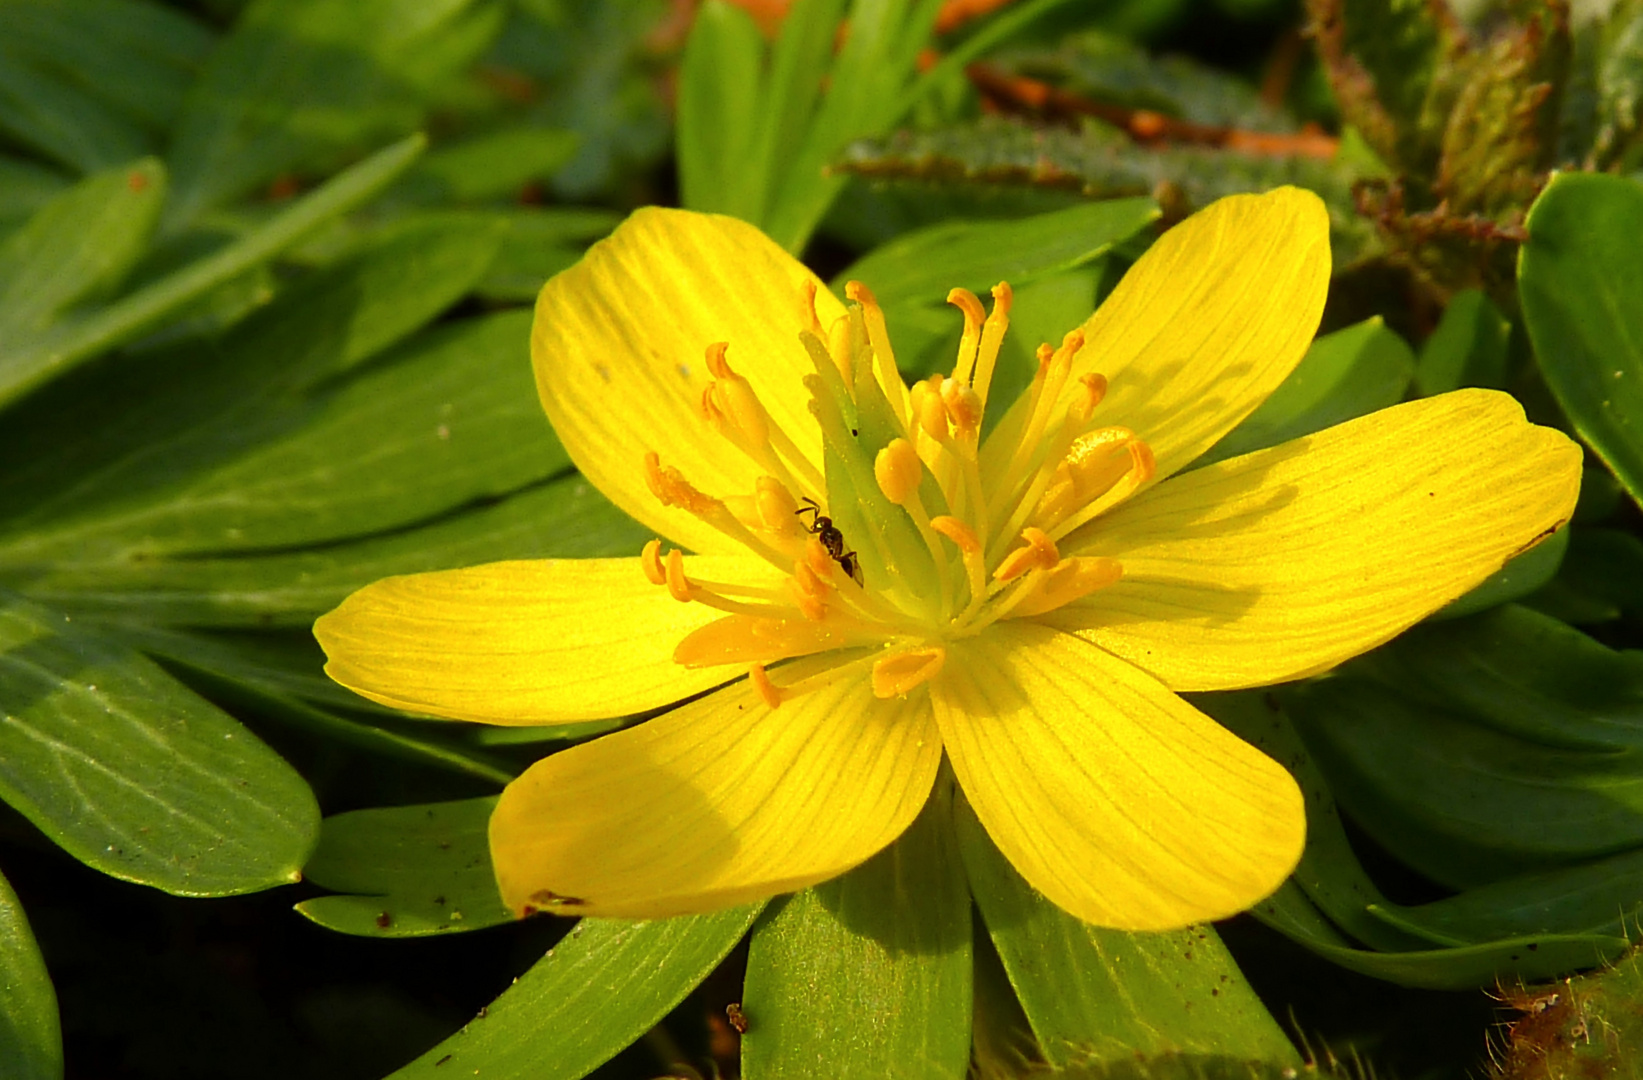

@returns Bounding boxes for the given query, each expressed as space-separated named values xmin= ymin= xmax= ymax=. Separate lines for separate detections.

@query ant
xmin=796 ymin=497 xmax=864 ymax=586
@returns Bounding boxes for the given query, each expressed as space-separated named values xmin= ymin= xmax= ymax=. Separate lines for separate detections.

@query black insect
xmin=796 ymin=496 xmax=864 ymax=586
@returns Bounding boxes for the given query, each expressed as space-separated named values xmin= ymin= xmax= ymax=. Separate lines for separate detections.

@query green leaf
xmin=956 ymin=790 xmax=1297 ymax=1066
xmin=162 ymin=0 xmax=498 ymax=230
xmin=1413 ymin=288 xmax=1510 ymax=396
xmin=0 ymin=133 xmax=425 ymax=409
xmin=1520 ymin=171 xmax=1643 ymax=506
xmin=1199 ymin=317 xmax=1414 ymax=467
xmin=0 ymin=213 xmax=507 ymax=549
xmin=11 ymin=475 xmax=649 ymax=627
xmin=0 ymin=49 xmax=152 ymax=174
xmin=1367 ymin=846 xmax=1643 ymax=945
xmin=0 ymin=159 xmax=165 ymax=344
xmin=677 ymin=0 xmax=766 ymax=217
xmin=741 ymin=787 xmax=971 ymax=1079
xmin=401 ymin=127 xmax=579 ymax=203
xmin=1250 ymin=880 xmax=1628 ymax=990
xmin=0 ymin=155 xmax=69 ymax=230
xmin=112 ymin=625 xmax=516 ymax=785
xmin=0 ymin=591 xmax=319 ymax=895
xmin=386 ymin=906 xmax=762 ymax=1080
xmin=1283 ymin=607 xmax=1643 ymax=888
xmin=835 ymin=197 xmax=1158 ymax=309
xmin=0 ymin=865 xmax=60 ymax=1080
xmin=1535 ymin=526 xmax=1643 ymax=623
xmin=295 ymin=798 xmax=512 ymax=937
xmin=1431 ymin=525 xmax=1569 ymax=620
xmin=835 ymin=198 xmax=1158 ymax=382
xmin=0 ymin=0 xmax=214 ymax=137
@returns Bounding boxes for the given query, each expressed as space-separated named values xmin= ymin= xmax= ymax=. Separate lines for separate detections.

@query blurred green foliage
xmin=3 ymin=0 xmax=1643 ymax=1077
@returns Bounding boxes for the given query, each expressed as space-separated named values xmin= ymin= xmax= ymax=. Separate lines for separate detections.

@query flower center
xmin=637 ymin=279 xmax=1153 ymax=704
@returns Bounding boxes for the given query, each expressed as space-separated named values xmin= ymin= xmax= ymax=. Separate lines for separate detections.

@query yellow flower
xmin=314 ymin=188 xmax=1580 ymax=931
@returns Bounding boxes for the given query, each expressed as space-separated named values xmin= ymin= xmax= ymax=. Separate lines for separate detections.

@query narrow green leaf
xmin=0 ymin=155 xmax=69 ymax=229
xmin=956 ymin=791 xmax=1297 ymax=1066
xmin=0 ymin=159 xmax=164 ymax=343
xmin=1200 ymin=317 xmax=1414 ymax=467
xmin=677 ymin=0 xmax=766 ymax=216
xmin=1250 ymin=881 xmax=1628 ymax=989
xmin=0 ymin=591 xmax=319 ymax=895
xmin=0 ymin=865 xmax=60 ymax=1080
xmin=386 ymin=906 xmax=762 ymax=1080
xmin=296 ymin=798 xmax=512 ymax=937
xmin=742 ymin=787 xmax=971 ymax=1079
xmin=1520 ymin=171 xmax=1643 ymax=505
xmin=1366 ymin=846 xmax=1643 ymax=945
xmin=162 ymin=0 xmax=493 ymax=230
xmin=0 ymin=134 xmax=425 ymax=408
xmin=1414 ymin=288 xmax=1510 ymax=396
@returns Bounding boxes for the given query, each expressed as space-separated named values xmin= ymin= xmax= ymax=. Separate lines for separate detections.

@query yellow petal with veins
xmin=1048 ymin=389 xmax=1582 ymax=691
xmin=489 ymin=654 xmax=942 ymax=918
xmin=982 ymin=187 xmax=1330 ymax=490
xmin=932 ymin=624 xmax=1303 ymax=930
xmin=533 ymin=208 xmax=844 ymax=554
xmin=315 ymin=556 xmax=776 ymax=724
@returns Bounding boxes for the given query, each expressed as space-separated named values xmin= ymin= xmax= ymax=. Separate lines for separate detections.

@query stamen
xmin=645 ymin=451 xmax=721 ymax=516
xmin=845 ymin=281 xmax=911 ymax=427
xmin=932 ymin=515 xmax=987 ymax=619
xmin=971 ymin=282 xmax=1012 ymax=409
xmin=789 ymin=561 xmax=830 ymax=621
xmin=994 ymin=527 xmax=1061 ymax=582
xmin=827 ymin=314 xmax=854 ymax=385
xmin=673 ymin=612 xmax=878 ymax=667
xmin=871 ymin=646 xmax=947 ymax=698
xmin=755 ymin=477 xmax=801 ymax=536
xmin=750 ymin=663 xmax=783 ymax=708
xmin=947 ymin=288 xmax=985 ymax=384
xmin=1008 ymin=557 xmax=1124 ymax=619
xmin=641 ymin=539 xmax=666 ymax=585
xmin=800 ymin=279 xmax=824 ymax=337
xmin=664 ymin=548 xmax=693 ymax=603
xmin=940 ymin=377 xmax=984 ymax=439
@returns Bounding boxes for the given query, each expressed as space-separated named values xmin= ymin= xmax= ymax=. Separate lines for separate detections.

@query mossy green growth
xmin=1495 ymin=947 xmax=1643 ymax=1079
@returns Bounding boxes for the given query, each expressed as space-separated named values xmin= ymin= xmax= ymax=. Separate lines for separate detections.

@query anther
xmin=995 ymin=527 xmax=1061 ymax=582
xmin=750 ymin=663 xmax=783 ymax=709
xmin=1070 ymin=373 xmax=1108 ymax=424
xmin=644 ymin=451 xmax=722 ymax=515
xmin=947 ymin=288 xmax=985 ymax=384
xmin=1009 ymin=557 xmax=1124 ymax=618
xmin=705 ymin=341 xmax=734 ymax=379
xmin=871 ymin=646 xmax=947 ymax=698
xmin=664 ymin=548 xmax=694 ymax=603
xmin=755 ymin=477 xmax=801 ymax=534
xmin=801 ymin=279 xmax=823 ymax=337
xmin=875 ymin=438 xmax=923 ymax=505
xmin=940 ymin=377 xmax=983 ymax=436
xmin=641 ymin=539 xmax=666 ymax=585
xmin=915 ymin=380 xmax=950 ymax=441
xmin=930 ymin=516 xmax=979 ymax=554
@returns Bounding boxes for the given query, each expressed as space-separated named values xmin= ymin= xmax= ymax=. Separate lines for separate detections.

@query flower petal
xmin=1049 ymin=389 xmax=1582 ymax=691
xmin=489 ymin=654 xmax=942 ymax=918
xmin=533 ymin=208 xmax=844 ymax=553
xmin=987 ymin=188 xmax=1330 ymax=486
xmin=315 ymin=555 xmax=773 ymax=723
xmin=932 ymin=623 xmax=1303 ymax=930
